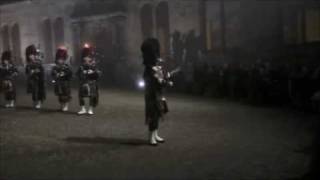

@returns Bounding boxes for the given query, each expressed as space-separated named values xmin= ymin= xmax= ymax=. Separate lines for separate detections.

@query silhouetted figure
xmin=25 ymin=45 xmax=46 ymax=109
xmin=77 ymin=45 xmax=101 ymax=115
xmin=310 ymin=66 xmax=320 ymax=112
xmin=0 ymin=50 xmax=18 ymax=108
xmin=172 ymin=30 xmax=184 ymax=64
xmin=185 ymin=30 xmax=199 ymax=63
xmin=51 ymin=47 xmax=73 ymax=112
xmin=141 ymin=38 xmax=174 ymax=146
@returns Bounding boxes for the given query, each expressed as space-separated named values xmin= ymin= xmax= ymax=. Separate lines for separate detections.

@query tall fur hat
xmin=81 ymin=43 xmax=94 ymax=60
xmin=141 ymin=38 xmax=160 ymax=66
xmin=1 ymin=50 xmax=12 ymax=62
xmin=25 ymin=45 xmax=37 ymax=63
xmin=55 ymin=47 xmax=68 ymax=62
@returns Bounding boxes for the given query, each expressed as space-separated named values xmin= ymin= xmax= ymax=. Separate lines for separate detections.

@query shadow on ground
xmin=63 ymin=137 xmax=149 ymax=146
xmin=8 ymin=105 xmax=77 ymax=115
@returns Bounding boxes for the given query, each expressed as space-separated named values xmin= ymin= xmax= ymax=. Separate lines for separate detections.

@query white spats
xmin=35 ymin=101 xmax=42 ymax=109
xmin=155 ymin=130 xmax=165 ymax=143
xmin=9 ymin=100 xmax=15 ymax=108
xmin=78 ymin=106 xmax=87 ymax=115
xmin=78 ymin=106 xmax=94 ymax=115
xmin=149 ymin=131 xmax=158 ymax=146
xmin=87 ymin=106 xmax=94 ymax=115
xmin=4 ymin=102 xmax=10 ymax=108
xmin=62 ymin=103 xmax=69 ymax=112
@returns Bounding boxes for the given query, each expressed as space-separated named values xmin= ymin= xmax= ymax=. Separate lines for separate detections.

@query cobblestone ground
xmin=0 ymin=89 xmax=318 ymax=180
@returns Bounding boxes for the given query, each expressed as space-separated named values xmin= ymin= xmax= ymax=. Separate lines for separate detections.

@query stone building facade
xmin=1 ymin=0 xmax=319 ymax=85
xmin=0 ymin=0 xmax=201 ymax=61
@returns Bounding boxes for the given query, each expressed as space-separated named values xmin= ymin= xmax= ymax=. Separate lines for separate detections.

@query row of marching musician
xmin=0 ymin=44 xmax=102 ymax=115
xmin=1 ymin=38 xmax=176 ymax=146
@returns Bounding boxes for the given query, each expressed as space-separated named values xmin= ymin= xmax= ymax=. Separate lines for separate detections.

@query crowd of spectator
xmin=175 ymin=60 xmax=320 ymax=113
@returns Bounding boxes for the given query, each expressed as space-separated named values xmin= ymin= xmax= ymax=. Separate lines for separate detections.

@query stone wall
xmin=0 ymin=0 xmax=202 ymax=65
xmin=0 ymin=0 xmax=75 ymax=64
xmin=1 ymin=0 xmax=318 ymax=86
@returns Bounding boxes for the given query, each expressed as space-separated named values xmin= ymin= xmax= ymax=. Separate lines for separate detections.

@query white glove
xmin=88 ymin=69 xmax=94 ymax=74
xmin=167 ymin=72 xmax=171 ymax=78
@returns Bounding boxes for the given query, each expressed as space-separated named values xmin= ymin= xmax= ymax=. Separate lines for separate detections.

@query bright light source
xmin=59 ymin=46 xmax=67 ymax=50
xmin=84 ymin=43 xmax=90 ymax=48
xmin=138 ymin=80 xmax=145 ymax=88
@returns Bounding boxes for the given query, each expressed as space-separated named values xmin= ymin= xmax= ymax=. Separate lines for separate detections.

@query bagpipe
xmin=152 ymin=58 xmax=181 ymax=86
xmin=52 ymin=64 xmax=70 ymax=82
xmin=152 ymin=59 xmax=181 ymax=114
xmin=27 ymin=63 xmax=43 ymax=80
xmin=52 ymin=65 xmax=71 ymax=95
xmin=77 ymin=43 xmax=102 ymax=97
xmin=82 ymin=43 xmax=103 ymax=75
xmin=0 ymin=64 xmax=18 ymax=79
xmin=26 ymin=47 xmax=44 ymax=80
xmin=137 ymin=57 xmax=181 ymax=89
xmin=79 ymin=65 xmax=100 ymax=97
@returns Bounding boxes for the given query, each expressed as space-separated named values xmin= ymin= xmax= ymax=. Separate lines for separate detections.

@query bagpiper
xmin=141 ymin=38 xmax=175 ymax=146
xmin=77 ymin=44 xmax=101 ymax=115
xmin=0 ymin=50 xmax=18 ymax=108
xmin=51 ymin=47 xmax=73 ymax=112
xmin=25 ymin=45 xmax=46 ymax=109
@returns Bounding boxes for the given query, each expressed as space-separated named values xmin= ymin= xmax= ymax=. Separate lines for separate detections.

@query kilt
xmin=27 ymin=78 xmax=46 ymax=101
xmin=79 ymin=81 xmax=98 ymax=98
xmin=54 ymin=81 xmax=71 ymax=96
xmin=2 ymin=80 xmax=14 ymax=92
xmin=144 ymin=82 xmax=169 ymax=125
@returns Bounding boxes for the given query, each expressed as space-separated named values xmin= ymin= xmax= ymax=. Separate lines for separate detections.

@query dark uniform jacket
xmin=51 ymin=64 xmax=72 ymax=96
xmin=25 ymin=62 xmax=46 ymax=100
xmin=77 ymin=64 xmax=100 ymax=98
xmin=144 ymin=63 xmax=171 ymax=124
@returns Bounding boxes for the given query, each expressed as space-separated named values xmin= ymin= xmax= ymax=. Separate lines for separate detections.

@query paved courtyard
xmin=0 ymin=89 xmax=318 ymax=180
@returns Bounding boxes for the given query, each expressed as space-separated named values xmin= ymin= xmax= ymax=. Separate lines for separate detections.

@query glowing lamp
xmin=138 ymin=80 xmax=145 ymax=88
xmin=84 ymin=43 xmax=90 ymax=48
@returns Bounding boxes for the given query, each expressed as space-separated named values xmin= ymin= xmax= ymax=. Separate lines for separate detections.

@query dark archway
xmin=11 ymin=23 xmax=22 ymax=64
xmin=42 ymin=18 xmax=54 ymax=63
xmin=54 ymin=17 xmax=65 ymax=48
xmin=1 ymin=25 xmax=10 ymax=51
xmin=140 ymin=4 xmax=154 ymax=40
xmin=156 ymin=1 xmax=170 ymax=56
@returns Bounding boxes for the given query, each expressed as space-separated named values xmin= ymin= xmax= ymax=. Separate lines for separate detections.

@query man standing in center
xmin=25 ymin=45 xmax=46 ymax=109
xmin=141 ymin=38 xmax=174 ymax=146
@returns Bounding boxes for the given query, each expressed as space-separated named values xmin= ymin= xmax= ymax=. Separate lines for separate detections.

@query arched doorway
xmin=42 ymin=18 xmax=54 ymax=63
xmin=94 ymin=26 xmax=115 ymax=85
xmin=140 ymin=4 xmax=154 ymax=40
xmin=156 ymin=1 xmax=170 ymax=56
xmin=54 ymin=17 xmax=65 ymax=47
xmin=11 ymin=23 xmax=22 ymax=64
xmin=1 ymin=25 xmax=10 ymax=51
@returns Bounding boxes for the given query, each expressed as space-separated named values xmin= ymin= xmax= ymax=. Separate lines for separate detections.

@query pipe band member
xmin=25 ymin=45 xmax=46 ymax=109
xmin=141 ymin=38 xmax=173 ymax=146
xmin=0 ymin=50 xmax=18 ymax=108
xmin=51 ymin=47 xmax=73 ymax=112
xmin=77 ymin=45 xmax=101 ymax=115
